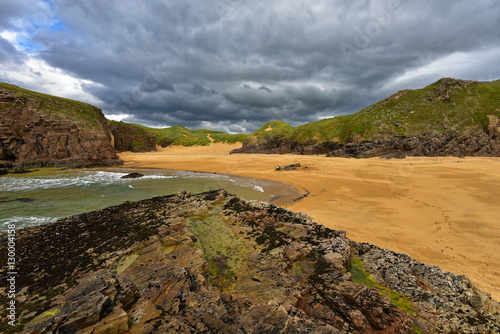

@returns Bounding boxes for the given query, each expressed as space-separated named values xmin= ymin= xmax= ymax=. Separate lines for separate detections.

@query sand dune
xmin=119 ymin=144 xmax=500 ymax=301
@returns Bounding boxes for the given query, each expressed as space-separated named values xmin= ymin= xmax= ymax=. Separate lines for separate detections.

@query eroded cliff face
xmin=109 ymin=121 xmax=157 ymax=152
xmin=1 ymin=190 xmax=498 ymax=333
xmin=231 ymin=126 xmax=500 ymax=158
xmin=326 ymin=126 xmax=500 ymax=158
xmin=0 ymin=86 xmax=122 ymax=167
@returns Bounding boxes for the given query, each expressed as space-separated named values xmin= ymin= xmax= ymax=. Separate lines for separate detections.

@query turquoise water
xmin=0 ymin=168 xmax=274 ymax=229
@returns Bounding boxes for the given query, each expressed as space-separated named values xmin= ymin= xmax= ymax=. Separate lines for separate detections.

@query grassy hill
xmin=128 ymin=123 xmax=247 ymax=147
xmin=0 ymin=82 xmax=107 ymax=130
xmin=232 ymin=78 xmax=500 ymax=156
xmin=250 ymin=78 xmax=500 ymax=145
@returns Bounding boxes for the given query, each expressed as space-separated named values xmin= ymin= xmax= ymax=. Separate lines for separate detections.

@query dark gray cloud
xmin=1 ymin=0 xmax=500 ymax=132
xmin=0 ymin=37 xmax=18 ymax=61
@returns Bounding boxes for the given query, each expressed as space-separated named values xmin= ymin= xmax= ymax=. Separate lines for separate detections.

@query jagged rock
xmin=355 ymin=242 xmax=500 ymax=333
xmin=327 ymin=128 xmax=500 ymax=158
xmin=0 ymin=190 xmax=498 ymax=333
xmin=0 ymin=86 xmax=122 ymax=167
xmin=233 ymin=126 xmax=500 ymax=158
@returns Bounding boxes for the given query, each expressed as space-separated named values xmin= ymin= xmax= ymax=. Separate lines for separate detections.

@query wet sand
xmin=119 ymin=144 xmax=500 ymax=301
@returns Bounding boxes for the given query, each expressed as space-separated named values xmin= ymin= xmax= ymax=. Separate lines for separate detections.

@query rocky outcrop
xmin=0 ymin=85 xmax=122 ymax=167
xmin=109 ymin=121 xmax=157 ymax=152
xmin=327 ymin=127 xmax=500 ymax=158
xmin=231 ymin=135 xmax=336 ymax=155
xmin=1 ymin=190 xmax=498 ymax=333
xmin=232 ymin=125 xmax=500 ymax=158
xmin=355 ymin=243 xmax=500 ymax=332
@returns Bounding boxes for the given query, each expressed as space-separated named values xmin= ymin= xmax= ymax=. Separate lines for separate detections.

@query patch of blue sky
xmin=31 ymin=16 xmax=62 ymax=31
xmin=50 ymin=19 xmax=65 ymax=31
xmin=17 ymin=38 xmax=45 ymax=54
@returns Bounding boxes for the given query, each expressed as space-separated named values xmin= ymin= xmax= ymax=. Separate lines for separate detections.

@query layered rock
xmin=327 ymin=127 xmax=500 ymax=158
xmin=231 ymin=136 xmax=335 ymax=155
xmin=0 ymin=85 xmax=122 ymax=167
xmin=231 ymin=124 xmax=500 ymax=158
xmin=109 ymin=121 xmax=157 ymax=152
xmin=1 ymin=190 xmax=498 ymax=333
xmin=232 ymin=126 xmax=500 ymax=158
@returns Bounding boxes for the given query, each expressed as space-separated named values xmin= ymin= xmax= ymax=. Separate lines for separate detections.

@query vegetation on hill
xmin=4 ymin=77 xmax=499 ymax=157
xmin=336 ymin=78 xmax=500 ymax=141
xmin=0 ymin=83 xmax=106 ymax=130
xmin=249 ymin=78 xmax=500 ymax=145
xmin=0 ymin=83 xmax=120 ymax=167
xmin=109 ymin=121 xmax=157 ymax=152
xmin=129 ymin=124 xmax=247 ymax=147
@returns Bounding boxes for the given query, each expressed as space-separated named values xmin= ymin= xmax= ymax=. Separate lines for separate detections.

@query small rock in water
xmin=16 ymin=198 xmax=36 ymax=203
xmin=121 ymin=172 xmax=144 ymax=179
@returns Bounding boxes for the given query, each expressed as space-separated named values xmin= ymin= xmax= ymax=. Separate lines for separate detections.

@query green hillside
xmin=130 ymin=124 xmax=247 ymax=147
xmin=336 ymin=78 xmax=500 ymax=141
xmin=247 ymin=78 xmax=500 ymax=145
xmin=251 ymin=120 xmax=294 ymax=136
xmin=0 ymin=82 xmax=106 ymax=129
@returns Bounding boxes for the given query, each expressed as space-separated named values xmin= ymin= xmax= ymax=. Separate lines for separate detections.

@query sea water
xmin=0 ymin=168 xmax=275 ymax=229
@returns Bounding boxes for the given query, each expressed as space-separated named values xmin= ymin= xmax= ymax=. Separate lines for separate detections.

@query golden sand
xmin=119 ymin=144 xmax=500 ymax=301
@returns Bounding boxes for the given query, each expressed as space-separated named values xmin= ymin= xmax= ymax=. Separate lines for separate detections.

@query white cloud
xmin=0 ymin=30 xmax=19 ymax=44
xmin=380 ymin=46 xmax=500 ymax=94
xmin=105 ymin=113 xmax=133 ymax=122
xmin=0 ymin=57 xmax=104 ymax=106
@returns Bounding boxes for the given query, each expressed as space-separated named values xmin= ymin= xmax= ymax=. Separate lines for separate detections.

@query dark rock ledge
xmin=0 ymin=190 xmax=498 ymax=333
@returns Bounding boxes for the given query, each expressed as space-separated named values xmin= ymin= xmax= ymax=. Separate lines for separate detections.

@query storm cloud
xmin=1 ymin=0 xmax=499 ymax=132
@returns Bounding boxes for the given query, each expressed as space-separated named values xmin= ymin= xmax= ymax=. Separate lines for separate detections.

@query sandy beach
xmin=119 ymin=143 xmax=500 ymax=301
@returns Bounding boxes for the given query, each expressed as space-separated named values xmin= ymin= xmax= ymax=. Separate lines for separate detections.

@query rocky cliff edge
xmin=0 ymin=84 xmax=122 ymax=168
xmin=1 ymin=190 xmax=498 ymax=333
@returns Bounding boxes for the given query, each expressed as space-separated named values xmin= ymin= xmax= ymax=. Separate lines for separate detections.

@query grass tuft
xmin=350 ymin=258 xmax=417 ymax=315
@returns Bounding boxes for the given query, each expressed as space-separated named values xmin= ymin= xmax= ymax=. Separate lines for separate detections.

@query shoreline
xmin=106 ymin=166 xmax=304 ymax=207
xmin=118 ymin=144 xmax=500 ymax=301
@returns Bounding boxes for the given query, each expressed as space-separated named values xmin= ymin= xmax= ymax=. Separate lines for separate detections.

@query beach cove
xmin=119 ymin=143 xmax=500 ymax=302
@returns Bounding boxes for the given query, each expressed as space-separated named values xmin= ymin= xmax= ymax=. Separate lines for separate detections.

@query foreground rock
xmin=0 ymin=84 xmax=122 ymax=167
xmin=0 ymin=190 xmax=498 ymax=333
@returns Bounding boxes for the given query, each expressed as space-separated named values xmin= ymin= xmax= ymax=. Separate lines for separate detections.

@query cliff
xmin=109 ymin=121 xmax=157 ymax=152
xmin=1 ymin=190 xmax=498 ymax=333
xmin=0 ymin=83 xmax=121 ymax=167
xmin=231 ymin=78 xmax=500 ymax=158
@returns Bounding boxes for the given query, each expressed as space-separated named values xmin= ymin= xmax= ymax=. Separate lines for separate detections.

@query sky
xmin=1 ymin=0 xmax=500 ymax=133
